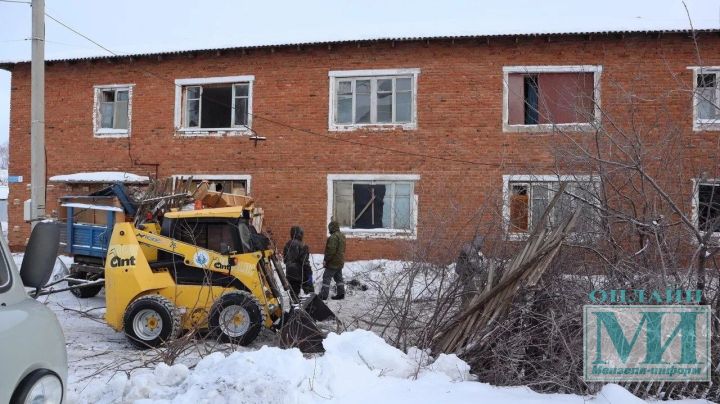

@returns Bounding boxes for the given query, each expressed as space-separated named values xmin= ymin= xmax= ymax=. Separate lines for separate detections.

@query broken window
xmin=508 ymin=179 xmax=598 ymax=235
xmin=183 ymin=82 xmax=250 ymax=129
xmin=333 ymin=180 xmax=414 ymax=231
xmin=507 ymin=71 xmax=596 ymax=126
xmin=95 ymin=86 xmax=130 ymax=133
xmin=698 ymin=183 xmax=720 ymax=233
xmin=334 ymin=75 xmax=414 ymax=126
xmin=696 ymin=72 xmax=720 ymax=122
xmin=184 ymin=178 xmax=248 ymax=195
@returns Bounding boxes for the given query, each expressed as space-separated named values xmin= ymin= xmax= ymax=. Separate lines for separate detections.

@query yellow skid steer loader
xmin=102 ymin=206 xmax=332 ymax=352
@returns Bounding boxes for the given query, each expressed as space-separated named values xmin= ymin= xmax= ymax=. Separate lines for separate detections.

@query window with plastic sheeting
xmin=94 ymin=85 xmax=133 ymax=136
xmin=332 ymin=180 xmax=415 ymax=231
xmin=506 ymin=178 xmax=600 ymax=238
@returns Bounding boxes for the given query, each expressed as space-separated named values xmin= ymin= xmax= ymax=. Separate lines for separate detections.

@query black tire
xmin=208 ymin=291 xmax=264 ymax=345
xmin=123 ymin=295 xmax=181 ymax=349
xmin=68 ymin=272 xmax=103 ymax=298
xmin=11 ymin=369 xmax=64 ymax=404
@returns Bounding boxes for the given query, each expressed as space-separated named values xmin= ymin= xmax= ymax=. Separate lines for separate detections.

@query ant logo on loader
xmin=110 ymin=255 xmax=136 ymax=268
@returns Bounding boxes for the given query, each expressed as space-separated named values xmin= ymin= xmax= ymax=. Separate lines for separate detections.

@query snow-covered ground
xmin=16 ymin=254 xmax=712 ymax=403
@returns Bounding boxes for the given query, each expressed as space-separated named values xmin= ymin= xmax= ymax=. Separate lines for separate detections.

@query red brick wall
xmin=7 ymin=34 xmax=720 ymax=260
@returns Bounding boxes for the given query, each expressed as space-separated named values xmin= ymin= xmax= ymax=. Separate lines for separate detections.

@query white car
xmin=0 ymin=223 xmax=67 ymax=403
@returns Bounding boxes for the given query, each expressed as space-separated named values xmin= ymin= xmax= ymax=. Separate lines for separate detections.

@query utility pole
xmin=30 ymin=0 xmax=45 ymax=227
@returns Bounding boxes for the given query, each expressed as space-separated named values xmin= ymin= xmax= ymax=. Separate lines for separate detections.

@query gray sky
xmin=1 ymin=0 xmax=719 ymax=143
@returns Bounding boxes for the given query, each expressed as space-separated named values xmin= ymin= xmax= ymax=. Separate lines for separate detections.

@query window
xmin=693 ymin=68 xmax=720 ymax=130
xmin=503 ymin=66 xmax=601 ymax=132
xmin=328 ymin=174 xmax=419 ymax=237
xmin=329 ymin=69 xmax=420 ymax=130
xmin=172 ymin=219 xmax=241 ymax=254
xmin=93 ymin=85 xmax=133 ymax=136
xmin=503 ymin=175 xmax=599 ymax=239
xmin=173 ymin=175 xmax=250 ymax=196
xmin=174 ymin=76 xmax=254 ymax=134
xmin=695 ymin=182 xmax=720 ymax=235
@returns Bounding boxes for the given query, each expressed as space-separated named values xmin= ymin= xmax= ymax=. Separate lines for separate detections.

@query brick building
xmin=2 ymin=29 xmax=720 ymax=259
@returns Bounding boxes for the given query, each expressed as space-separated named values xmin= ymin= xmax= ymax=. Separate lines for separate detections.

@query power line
xmin=43 ymin=12 xmax=499 ymax=168
xmin=0 ymin=0 xmax=30 ymax=4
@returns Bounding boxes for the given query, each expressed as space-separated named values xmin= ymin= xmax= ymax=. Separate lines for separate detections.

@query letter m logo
xmin=583 ymin=305 xmax=710 ymax=382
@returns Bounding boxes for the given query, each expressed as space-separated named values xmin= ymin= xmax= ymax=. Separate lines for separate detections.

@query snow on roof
xmin=49 ymin=171 xmax=149 ymax=184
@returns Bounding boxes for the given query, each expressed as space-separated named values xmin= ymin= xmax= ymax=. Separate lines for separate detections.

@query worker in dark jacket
xmin=320 ymin=220 xmax=346 ymax=300
xmin=283 ymin=226 xmax=314 ymax=297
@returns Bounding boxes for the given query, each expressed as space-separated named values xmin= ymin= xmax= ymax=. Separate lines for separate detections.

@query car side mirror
xmin=20 ymin=222 xmax=60 ymax=289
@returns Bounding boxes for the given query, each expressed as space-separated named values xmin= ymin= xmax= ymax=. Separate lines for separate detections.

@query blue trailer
xmin=61 ymin=183 xmax=137 ymax=298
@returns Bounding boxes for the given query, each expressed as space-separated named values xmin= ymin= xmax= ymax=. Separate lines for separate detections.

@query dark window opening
xmin=699 ymin=184 xmax=720 ymax=233
xmin=352 ymin=184 xmax=386 ymax=229
xmin=524 ymin=76 xmax=539 ymax=125
xmin=201 ymin=85 xmax=232 ymax=129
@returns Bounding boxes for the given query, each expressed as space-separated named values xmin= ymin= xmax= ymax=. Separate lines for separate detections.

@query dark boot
xmin=331 ymin=294 xmax=345 ymax=300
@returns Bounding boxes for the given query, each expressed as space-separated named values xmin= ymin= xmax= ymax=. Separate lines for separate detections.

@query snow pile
xmin=75 ymin=329 xmax=657 ymax=404
xmin=48 ymin=171 xmax=150 ymax=183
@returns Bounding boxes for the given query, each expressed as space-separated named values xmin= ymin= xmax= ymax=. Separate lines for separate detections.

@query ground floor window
xmin=696 ymin=181 xmax=720 ymax=235
xmin=173 ymin=175 xmax=250 ymax=196
xmin=504 ymin=175 xmax=599 ymax=239
xmin=328 ymin=174 xmax=418 ymax=237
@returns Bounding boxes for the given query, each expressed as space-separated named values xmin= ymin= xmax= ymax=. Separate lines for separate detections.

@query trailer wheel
xmin=123 ymin=295 xmax=181 ymax=349
xmin=68 ymin=272 xmax=103 ymax=298
xmin=209 ymin=291 xmax=264 ymax=345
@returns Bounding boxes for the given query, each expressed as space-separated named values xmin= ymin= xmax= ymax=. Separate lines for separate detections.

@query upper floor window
xmin=693 ymin=68 xmax=720 ymax=131
xmin=503 ymin=66 xmax=601 ymax=132
xmin=174 ymin=75 xmax=254 ymax=135
xmin=328 ymin=174 xmax=419 ymax=238
xmin=94 ymin=85 xmax=133 ymax=137
xmin=503 ymin=175 xmax=600 ymax=240
xmin=328 ymin=69 xmax=420 ymax=131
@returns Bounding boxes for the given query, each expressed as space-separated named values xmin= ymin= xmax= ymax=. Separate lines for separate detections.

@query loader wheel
xmin=209 ymin=291 xmax=264 ymax=345
xmin=123 ymin=295 xmax=181 ymax=349
xmin=68 ymin=272 xmax=103 ymax=298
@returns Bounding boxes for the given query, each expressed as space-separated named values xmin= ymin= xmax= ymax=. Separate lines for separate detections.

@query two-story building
xmin=2 ymin=28 xmax=720 ymax=259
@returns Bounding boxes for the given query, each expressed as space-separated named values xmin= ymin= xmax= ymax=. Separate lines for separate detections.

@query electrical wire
xmin=44 ymin=11 xmax=500 ymax=168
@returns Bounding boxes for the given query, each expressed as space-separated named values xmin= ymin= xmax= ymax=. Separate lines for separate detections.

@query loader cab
xmin=160 ymin=216 xmax=265 ymax=254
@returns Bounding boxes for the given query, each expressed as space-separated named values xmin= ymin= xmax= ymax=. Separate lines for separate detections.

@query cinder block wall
xmin=7 ymin=34 xmax=720 ymax=259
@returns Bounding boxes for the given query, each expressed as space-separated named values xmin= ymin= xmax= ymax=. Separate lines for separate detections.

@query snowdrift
xmin=76 ymin=329 xmax=655 ymax=404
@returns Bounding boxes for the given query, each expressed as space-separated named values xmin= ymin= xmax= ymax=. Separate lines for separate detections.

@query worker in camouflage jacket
xmin=320 ymin=220 xmax=346 ymax=300
xmin=283 ymin=226 xmax=314 ymax=297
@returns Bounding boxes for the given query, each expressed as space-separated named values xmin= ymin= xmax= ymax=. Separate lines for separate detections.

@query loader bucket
xmin=279 ymin=308 xmax=326 ymax=354
xmin=301 ymin=293 xmax=335 ymax=322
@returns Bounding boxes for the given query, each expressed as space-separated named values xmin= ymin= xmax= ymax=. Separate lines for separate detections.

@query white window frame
xmin=327 ymin=174 xmax=420 ymax=239
xmin=502 ymin=65 xmax=602 ymax=133
xmin=172 ymin=174 xmax=252 ymax=195
xmin=689 ymin=66 xmax=720 ymax=132
xmin=502 ymin=174 xmax=599 ymax=240
xmin=328 ymin=68 xmax=420 ymax=132
xmin=691 ymin=178 xmax=720 ymax=239
xmin=174 ymin=75 xmax=254 ymax=136
xmin=93 ymin=84 xmax=134 ymax=137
